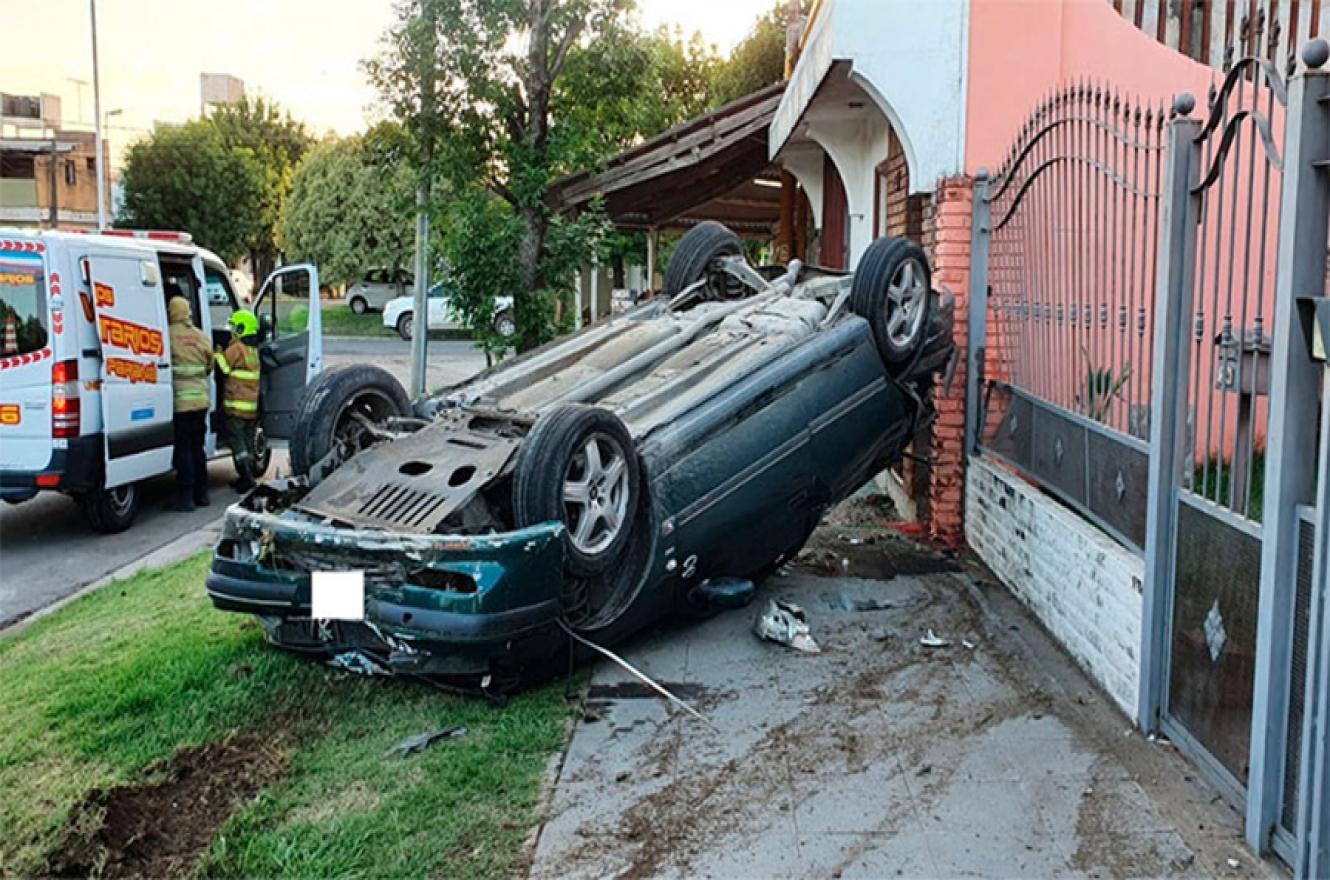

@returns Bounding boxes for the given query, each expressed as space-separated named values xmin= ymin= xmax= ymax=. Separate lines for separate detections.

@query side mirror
xmin=258 ymin=312 xmax=275 ymax=343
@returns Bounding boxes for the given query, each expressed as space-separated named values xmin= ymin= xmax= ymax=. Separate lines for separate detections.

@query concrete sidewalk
xmin=529 ymin=525 xmax=1278 ymax=879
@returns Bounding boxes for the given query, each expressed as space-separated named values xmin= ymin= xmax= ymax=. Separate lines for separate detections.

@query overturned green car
xmin=207 ymin=222 xmax=953 ymax=690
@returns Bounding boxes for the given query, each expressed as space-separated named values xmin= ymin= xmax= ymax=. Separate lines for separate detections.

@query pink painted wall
xmin=965 ymin=0 xmax=1215 ymax=175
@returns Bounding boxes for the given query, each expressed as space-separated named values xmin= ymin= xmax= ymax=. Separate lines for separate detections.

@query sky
xmin=0 ymin=0 xmax=774 ymax=165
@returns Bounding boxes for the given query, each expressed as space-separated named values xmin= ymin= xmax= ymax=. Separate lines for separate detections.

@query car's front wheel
xmin=349 ymin=296 xmax=368 ymax=315
xmin=396 ymin=312 xmax=414 ymax=341
xmin=253 ymin=424 xmax=272 ymax=478
xmin=288 ymin=365 xmax=413 ymax=475
xmin=850 ymin=237 xmax=933 ymax=371
xmin=81 ymin=482 xmax=140 ymax=533
xmin=513 ymin=405 xmax=640 ymax=579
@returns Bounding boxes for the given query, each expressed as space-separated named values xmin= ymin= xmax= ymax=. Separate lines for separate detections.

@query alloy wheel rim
xmin=561 ymin=432 xmax=629 ymax=555
xmin=885 ymin=257 xmax=927 ymax=348
xmin=108 ymin=485 xmax=134 ymax=515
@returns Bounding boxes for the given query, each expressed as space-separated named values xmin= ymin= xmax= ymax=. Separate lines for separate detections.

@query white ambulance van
xmin=0 ymin=229 xmax=323 ymax=532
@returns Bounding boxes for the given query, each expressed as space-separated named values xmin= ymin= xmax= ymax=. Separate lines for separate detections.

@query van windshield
xmin=0 ymin=250 xmax=48 ymax=357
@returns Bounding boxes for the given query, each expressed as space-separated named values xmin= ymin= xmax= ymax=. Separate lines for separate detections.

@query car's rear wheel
xmin=493 ymin=310 xmax=517 ymax=340
xmin=513 ymin=404 xmax=640 ymax=579
xmin=82 ymin=482 xmax=140 ymax=533
xmin=396 ymin=313 xmax=414 ymax=341
xmin=349 ymin=296 xmax=368 ymax=315
xmin=851 ymin=237 xmax=933 ymax=371
xmin=663 ymin=220 xmax=743 ymax=299
xmin=289 ymin=365 xmax=413 ymax=476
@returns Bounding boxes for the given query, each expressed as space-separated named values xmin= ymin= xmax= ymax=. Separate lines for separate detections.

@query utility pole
xmin=90 ymin=0 xmax=107 ymax=230
xmin=408 ymin=0 xmax=436 ymax=398
xmin=48 ymin=140 xmax=58 ymax=227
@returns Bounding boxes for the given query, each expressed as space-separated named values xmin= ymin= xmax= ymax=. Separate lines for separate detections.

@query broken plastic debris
xmin=1226 ymin=858 xmax=1240 ymax=869
xmin=385 ymin=724 xmax=467 ymax=758
xmin=329 ymin=651 xmax=391 ymax=675
xmin=920 ymin=629 xmax=950 ymax=648
xmin=962 ymin=639 xmax=976 ymax=650
xmin=754 ymin=599 xmax=821 ymax=653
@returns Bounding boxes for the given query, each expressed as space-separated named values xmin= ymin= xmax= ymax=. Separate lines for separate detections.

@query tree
xmin=710 ymin=0 xmax=808 ymax=106
xmin=281 ymin=127 xmax=416 ymax=287
xmin=368 ymin=0 xmax=627 ymax=351
xmin=117 ymin=122 xmax=263 ymax=264
xmin=207 ymin=97 xmax=313 ymax=279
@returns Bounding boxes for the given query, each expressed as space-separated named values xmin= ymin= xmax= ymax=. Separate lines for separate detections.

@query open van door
xmin=87 ymin=244 xmax=175 ymax=489
xmin=251 ymin=264 xmax=321 ymax=439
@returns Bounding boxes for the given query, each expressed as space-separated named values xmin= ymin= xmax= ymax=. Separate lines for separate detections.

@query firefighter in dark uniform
xmin=214 ymin=309 xmax=262 ymax=492
xmin=165 ymin=295 xmax=214 ymax=511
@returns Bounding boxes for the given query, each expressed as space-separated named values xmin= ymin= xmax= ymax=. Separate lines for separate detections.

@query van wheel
xmin=253 ymin=425 xmax=272 ymax=478
xmin=289 ymin=365 xmax=412 ymax=475
xmin=513 ymin=405 xmax=640 ymax=579
xmin=349 ymin=296 xmax=368 ymax=315
xmin=82 ymin=483 xmax=140 ymax=533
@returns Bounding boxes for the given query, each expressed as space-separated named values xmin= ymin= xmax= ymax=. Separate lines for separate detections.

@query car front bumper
xmin=206 ymin=499 xmax=567 ymax=675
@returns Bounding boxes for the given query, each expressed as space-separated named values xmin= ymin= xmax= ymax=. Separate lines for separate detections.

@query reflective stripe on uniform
xmin=224 ymin=399 xmax=258 ymax=412
xmin=231 ymin=369 xmax=260 ymax=381
xmin=176 ymin=364 xmax=208 ymax=377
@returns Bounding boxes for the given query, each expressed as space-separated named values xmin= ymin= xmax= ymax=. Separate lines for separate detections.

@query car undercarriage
xmin=207 ymin=223 xmax=955 ymax=692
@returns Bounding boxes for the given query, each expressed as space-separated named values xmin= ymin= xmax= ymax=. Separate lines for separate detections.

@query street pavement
xmin=0 ymin=336 xmax=486 ymax=629
xmin=530 ymin=522 xmax=1273 ymax=879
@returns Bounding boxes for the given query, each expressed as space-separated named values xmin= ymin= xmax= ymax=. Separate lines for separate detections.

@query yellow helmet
xmin=229 ymin=309 xmax=259 ymax=337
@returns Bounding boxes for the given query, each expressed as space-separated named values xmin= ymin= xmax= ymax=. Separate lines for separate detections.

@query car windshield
xmin=0 ymin=248 xmax=49 ymax=357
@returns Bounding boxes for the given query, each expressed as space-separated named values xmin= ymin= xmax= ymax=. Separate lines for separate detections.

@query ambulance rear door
xmin=88 ymin=243 xmax=175 ymax=488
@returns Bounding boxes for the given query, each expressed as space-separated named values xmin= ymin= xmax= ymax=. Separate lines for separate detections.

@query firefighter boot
xmin=164 ymin=484 xmax=196 ymax=512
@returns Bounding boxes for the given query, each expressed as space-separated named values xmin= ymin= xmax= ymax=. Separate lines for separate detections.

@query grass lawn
xmin=0 ymin=553 xmax=571 ymax=879
xmin=283 ymin=304 xmax=462 ymax=341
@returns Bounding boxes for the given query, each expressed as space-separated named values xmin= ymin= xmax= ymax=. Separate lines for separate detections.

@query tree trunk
xmin=516 ymin=204 xmax=548 ymax=351
xmin=611 ymin=253 xmax=625 ymax=289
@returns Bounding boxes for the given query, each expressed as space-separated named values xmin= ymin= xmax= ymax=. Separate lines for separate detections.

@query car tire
xmin=493 ymin=310 xmax=517 ymax=340
xmin=396 ymin=313 xmax=414 ymax=341
xmin=850 ymin=237 xmax=934 ymax=371
xmin=512 ymin=404 xmax=641 ymax=579
xmin=289 ymin=365 xmax=413 ymax=476
xmin=253 ymin=424 xmax=272 ymax=478
xmin=82 ymin=482 xmax=140 ymax=533
xmin=663 ymin=221 xmax=743 ymax=299
xmin=349 ymin=296 xmax=368 ymax=315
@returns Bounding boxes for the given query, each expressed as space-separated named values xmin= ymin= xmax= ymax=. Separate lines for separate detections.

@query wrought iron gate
xmin=968 ymin=37 xmax=1330 ymax=873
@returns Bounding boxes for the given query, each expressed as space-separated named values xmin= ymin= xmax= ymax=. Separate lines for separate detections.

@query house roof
xmin=554 ymin=82 xmax=786 ymax=235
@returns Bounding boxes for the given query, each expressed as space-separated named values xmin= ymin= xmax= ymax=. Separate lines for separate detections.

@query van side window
xmin=0 ymin=248 xmax=48 ymax=356
xmin=204 ymin=267 xmax=237 ymax=331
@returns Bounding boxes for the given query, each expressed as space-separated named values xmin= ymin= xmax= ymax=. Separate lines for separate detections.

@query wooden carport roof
xmin=553 ymin=82 xmax=785 ymax=236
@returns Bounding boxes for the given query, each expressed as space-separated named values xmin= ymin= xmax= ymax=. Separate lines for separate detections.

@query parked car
xmin=382 ymin=282 xmax=517 ymax=341
xmin=206 ymin=222 xmax=952 ymax=690
xmin=345 ymin=268 xmax=412 ymax=314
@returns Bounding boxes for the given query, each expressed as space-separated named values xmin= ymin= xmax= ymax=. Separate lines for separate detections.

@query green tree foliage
xmin=368 ymin=0 xmax=636 ymax=351
xmin=117 ymin=122 xmax=263 ymax=264
xmin=710 ymin=0 xmax=808 ymax=105
xmin=207 ymin=97 xmax=313 ymax=278
xmin=282 ymin=127 xmax=416 ymax=287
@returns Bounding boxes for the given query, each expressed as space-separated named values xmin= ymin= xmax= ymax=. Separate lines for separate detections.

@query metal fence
xmin=966 ymin=38 xmax=1330 ymax=876
xmin=972 ymin=84 xmax=1167 ymax=550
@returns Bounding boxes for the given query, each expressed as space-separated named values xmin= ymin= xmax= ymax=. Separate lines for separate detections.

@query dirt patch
xmin=47 ymin=733 xmax=292 ymax=878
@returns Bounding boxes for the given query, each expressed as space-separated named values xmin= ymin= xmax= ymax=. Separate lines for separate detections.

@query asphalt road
xmin=0 ymin=337 xmax=487 ymax=628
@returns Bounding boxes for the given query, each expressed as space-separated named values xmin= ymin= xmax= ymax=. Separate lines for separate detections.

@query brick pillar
xmin=922 ymin=175 xmax=975 ymax=549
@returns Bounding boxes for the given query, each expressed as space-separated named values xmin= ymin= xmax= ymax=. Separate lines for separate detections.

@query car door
xmin=87 ymin=243 xmax=175 ymax=489
xmin=426 ymin=285 xmax=452 ymax=330
xmin=251 ymin=264 xmax=321 ymax=439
